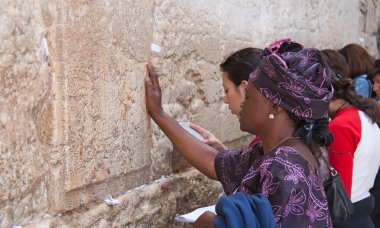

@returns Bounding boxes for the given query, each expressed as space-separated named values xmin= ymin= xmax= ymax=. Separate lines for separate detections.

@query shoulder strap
xmin=366 ymin=77 xmax=373 ymax=97
xmin=321 ymin=154 xmax=337 ymax=176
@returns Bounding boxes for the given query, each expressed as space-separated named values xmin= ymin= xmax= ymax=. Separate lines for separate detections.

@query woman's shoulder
xmin=330 ymin=107 xmax=360 ymax=126
xmin=216 ymin=145 xmax=262 ymax=165
xmin=263 ymin=146 xmax=312 ymax=169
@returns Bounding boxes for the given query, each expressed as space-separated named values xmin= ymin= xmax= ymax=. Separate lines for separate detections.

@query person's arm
xmin=190 ymin=123 xmax=228 ymax=151
xmin=328 ymin=122 xmax=357 ymax=197
xmin=145 ymin=63 xmax=218 ymax=180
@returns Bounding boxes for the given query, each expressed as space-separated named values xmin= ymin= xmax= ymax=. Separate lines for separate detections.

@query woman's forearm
xmin=151 ymin=112 xmax=219 ymax=180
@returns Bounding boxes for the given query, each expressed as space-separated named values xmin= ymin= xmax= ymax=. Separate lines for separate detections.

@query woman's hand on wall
xmin=144 ymin=62 xmax=219 ymax=180
xmin=190 ymin=123 xmax=228 ymax=151
xmin=145 ymin=62 xmax=164 ymax=119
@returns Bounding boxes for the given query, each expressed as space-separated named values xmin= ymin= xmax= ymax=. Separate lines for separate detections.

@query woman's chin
xmin=239 ymin=123 xmax=246 ymax=132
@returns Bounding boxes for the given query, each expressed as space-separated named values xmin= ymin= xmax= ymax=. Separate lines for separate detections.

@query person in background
xmin=339 ymin=43 xmax=375 ymax=98
xmin=369 ymin=59 xmax=380 ymax=104
xmin=190 ymin=48 xmax=263 ymax=151
xmin=368 ymin=59 xmax=380 ymax=227
xmin=323 ymin=49 xmax=380 ymax=227
xmin=145 ymin=38 xmax=333 ymax=227
xmin=323 ymin=50 xmax=380 ymax=227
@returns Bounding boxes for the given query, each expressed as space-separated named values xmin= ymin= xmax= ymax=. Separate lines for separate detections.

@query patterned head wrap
xmin=249 ymin=38 xmax=333 ymax=121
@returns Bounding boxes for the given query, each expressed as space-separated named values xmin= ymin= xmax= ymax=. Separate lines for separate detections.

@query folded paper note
xmin=151 ymin=43 xmax=162 ymax=53
xmin=104 ymin=195 xmax=121 ymax=206
xmin=178 ymin=121 xmax=205 ymax=141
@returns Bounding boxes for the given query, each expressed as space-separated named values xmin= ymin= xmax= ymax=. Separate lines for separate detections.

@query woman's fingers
xmin=189 ymin=123 xmax=227 ymax=150
xmin=189 ymin=123 xmax=211 ymax=138
xmin=145 ymin=63 xmax=163 ymax=117
xmin=146 ymin=62 xmax=160 ymax=89
xmin=144 ymin=76 xmax=154 ymax=99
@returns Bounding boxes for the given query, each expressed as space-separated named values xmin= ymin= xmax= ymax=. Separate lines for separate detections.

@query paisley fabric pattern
xmin=215 ymin=145 xmax=332 ymax=227
xmin=248 ymin=38 xmax=334 ymax=121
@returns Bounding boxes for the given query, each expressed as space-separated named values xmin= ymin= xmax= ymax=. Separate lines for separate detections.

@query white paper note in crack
xmin=151 ymin=43 xmax=161 ymax=53
xmin=175 ymin=205 xmax=215 ymax=223
xmin=104 ymin=195 xmax=121 ymax=206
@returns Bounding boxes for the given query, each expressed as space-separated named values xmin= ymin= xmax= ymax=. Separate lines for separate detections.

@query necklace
xmin=267 ymin=136 xmax=300 ymax=153
xmin=331 ymin=102 xmax=348 ymax=119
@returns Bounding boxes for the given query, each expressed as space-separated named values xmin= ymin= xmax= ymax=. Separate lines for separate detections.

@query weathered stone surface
xmin=25 ymin=169 xmax=222 ymax=228
xmin=1 ymin=0 xmax=379 ymax=227
xmin=0 ymin=0 xmax=52 ymax=226
xmin=45 ymin=0 xmax=155 ymax=215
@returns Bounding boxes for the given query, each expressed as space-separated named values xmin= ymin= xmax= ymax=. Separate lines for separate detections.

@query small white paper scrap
xmin=42 ymin=213 xmax=52 ymax=219
xmin=11 ymin=225 xmax=23 ymax=228
xmin=42 ymin=37 xmax=50 ymax=57
xmin=104 ymin=195 xmax=121 ymax=206
xmin=151 ymin=43 xmax=161 ymax=53
xmin=175 ymin=205 xmax=215 ymax=223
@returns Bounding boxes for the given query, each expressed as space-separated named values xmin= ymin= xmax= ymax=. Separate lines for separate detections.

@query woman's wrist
xmin=149 ymin=108 xmax=166 ymax=121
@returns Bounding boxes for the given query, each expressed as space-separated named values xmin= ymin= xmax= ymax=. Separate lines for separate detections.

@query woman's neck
xmin=261 ymin=129 xmax=297 ymax=155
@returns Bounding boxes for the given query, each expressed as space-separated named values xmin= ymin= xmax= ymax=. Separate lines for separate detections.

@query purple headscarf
xmin=249 ymin=38 xmax=333 ymax=121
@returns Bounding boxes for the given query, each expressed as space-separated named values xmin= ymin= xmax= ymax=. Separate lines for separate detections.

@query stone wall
xmin=1 ymin=0 xmax=379 ymax=227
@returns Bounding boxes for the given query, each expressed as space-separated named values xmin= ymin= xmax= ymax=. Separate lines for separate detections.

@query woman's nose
xmin=223 ymin=96 xmax=229 ymax=104
xmin=374 ymin=84 xmax=380 ymax=92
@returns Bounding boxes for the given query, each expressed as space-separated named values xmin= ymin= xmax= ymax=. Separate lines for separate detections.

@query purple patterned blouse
xmin=215 ymin=145 xmax=332 ymax=227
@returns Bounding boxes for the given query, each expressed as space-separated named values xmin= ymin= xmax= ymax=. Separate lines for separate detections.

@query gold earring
xmin=269 ymin=114 xmax=274 ymax=119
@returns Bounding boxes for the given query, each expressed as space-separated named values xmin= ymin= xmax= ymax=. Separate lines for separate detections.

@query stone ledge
xmin=25 ymin=168 xmax=223 ymax=227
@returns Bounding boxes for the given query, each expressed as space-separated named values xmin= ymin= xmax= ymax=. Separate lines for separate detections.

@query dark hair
xmin=368 ymin=99 xmax=380 ymax=127
xmin=321 ymin=49 xmax=350 ymax=78
xmin=287 ymin=112 xmax=333 ymax=161
xmin=220 ymin=48 xmax=263 ymax=86
xmin=369 ymin=67 xmax=380 ymax=81
xmin=332 ymin=78 xmax=379 ymax=124
xmin=368 ymin=59 xmax=380 ymax=81
xmin=338 ymin=44 xmax=375 ymax=79
xmin=375 ymin=59 xmax=380 ymax=68
xmin=323 ymin=49 xmax=380 ymax=126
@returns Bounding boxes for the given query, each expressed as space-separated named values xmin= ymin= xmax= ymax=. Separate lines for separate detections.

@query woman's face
xmin=373 ymin=74 xmax=380 ymax=99
xmin=239 ymin=82 xmax=270 ymax=134
xmin=222 ymin=72 xmax=247 ymax=117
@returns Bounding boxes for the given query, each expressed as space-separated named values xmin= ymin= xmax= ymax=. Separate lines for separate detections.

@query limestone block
xmin=45 ymin=0 xmax=154 ymax=213
xmin=0 ymin=0 xmax=52 ymax=226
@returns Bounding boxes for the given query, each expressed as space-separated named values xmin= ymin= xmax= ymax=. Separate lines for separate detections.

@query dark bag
xmin=322 ymin=156 xmax=354 ymax=222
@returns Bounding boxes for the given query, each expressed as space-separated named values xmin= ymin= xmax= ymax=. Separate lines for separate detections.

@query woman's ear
xmin=239 ymin=80 xmax=248 ymax=91
xmin=271 ymin=104 xmax=282 ymax=115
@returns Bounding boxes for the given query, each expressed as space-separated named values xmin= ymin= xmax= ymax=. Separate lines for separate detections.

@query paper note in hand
xmin=178 ymin=121 xmax=205 ymax=141
xmin=175 ymin=205 xmax=216 ymax=223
